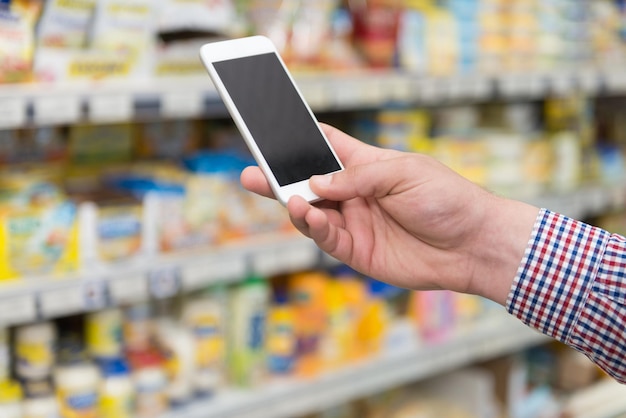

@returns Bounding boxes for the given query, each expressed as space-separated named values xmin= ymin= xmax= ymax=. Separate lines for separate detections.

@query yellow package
xmin=0 ymin=166 xmax=78 ymax=280
xmin=377 ymin=108 xmax=432 ymax=153
xmin=34 ymin=47 xmax=136 ymax=82
xmin=0 ymin=202 xmax=79 ymax=280
xmin=0 ymin=168 xmax=64 ymax=209
xmin=0 ymin=0 xmax=42 ymax=83
xmin=97 ymin=202 xmax=142 ymax=262
xmin=266 ymin=296 xmax=296 ymax=377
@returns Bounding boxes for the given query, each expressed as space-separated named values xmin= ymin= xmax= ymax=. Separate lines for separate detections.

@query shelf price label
xmin=578 ymin=70 xmax=601 ymax=94
xmin=89 ymin=93 xmax=133 ymax=123
xmin=500 ymin=74 xmax=545 ymax=98
xmin=333 ymin=79 xmax=379 ymax=108
xmin=148 ymin=266 xmax=181 ymax=299
xmin=466 ymin=76 xmax=493 ymax=100
xmin=447 ymin=77 xmax=463 ymax=100
xmin=334 ymin=81 xmax=360 ymax=107
xmin=0 ymin=294 xmax=37 ymax=325
xmin=605 ymin=71 xmax=626 ymax=92
xmin=448 ymin=75 xmax=494 ymax=100
xmin=550 ymin=73 xmax=575 ymax=96
xmin=359 ymin=79 xmax=384 ymax=106
xmin=109 ymin=275 xmax=148 ymax=305
xmin=276 ymin=240 xmax=318 ymax=272
xmin=34 ymin=95 xmax=81 ymax=125
xmin=40 ymin=286 xmax=84 ymax=318
xmin=250 ymin=239 xmax=318 ymax=277
xmin=300 ymin=81 xmax=330 ymax=109
xmin=251 ymin=247 xmax=280 ymax=277
xmin=161 ymin=91 xmax=203 ymax=118
xmin=385 ymin=75 xmax=413 ymax=103
xmin=0 ymin=97 xmax=27 ymax=128
xmin=417 ymin=78 xmax=448 ymax=103
xmin=182 ymin=253 xmax=247 ymax=291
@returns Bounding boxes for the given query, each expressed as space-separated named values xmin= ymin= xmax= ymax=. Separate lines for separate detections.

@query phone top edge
xmin=200 ymin=36 xmax=277 ymax=63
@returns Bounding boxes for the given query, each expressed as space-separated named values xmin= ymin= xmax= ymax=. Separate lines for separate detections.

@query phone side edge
xmin=199 ymin=45 xmax=288 ymax=205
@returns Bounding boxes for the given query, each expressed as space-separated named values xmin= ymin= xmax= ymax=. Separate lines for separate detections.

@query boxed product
xmin=89 ymin=0 xmax=157 ymax=76
xmin=34 ymin=0 xmax=157 ymax=81
xmin=0 ymin=127 xmax=67 ymax=166
xmin=0 ymin=170 xmax=79 ymax=280
xmin=74 ymin=190 xmax=143 ymax=263
xmin=36 ymin=0 xmax=95 ymax=48
xmin=157 ymin=0 xmax=237 ymax=34
xmin=0 ymin=0 xmax=42 ymax=83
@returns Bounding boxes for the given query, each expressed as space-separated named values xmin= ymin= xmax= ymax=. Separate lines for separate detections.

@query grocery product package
xmin=0 ymin=169 xmax=79 ymax=280
xmin=349 ymin=0 xmax=402 ymax=68
xmin=35 ymin=0 xmax=157 ymax=81
xmin=66 ymin=123 xmax=134 ymax=186
xmin=90 ymin=0 xmax=157 ymax=75
xmin=77 ymin=194 xmax=143 ymax=263
xmin=154 ymin=0 xmax=238 ymax=77
xmin=228 ymin=276 xmax=270 ymax=387
xmin=0 ymin=0 xmax=42 ymax=83
xmin=182 ymin=287 xmax=227 ymax=396
xmin=154 ymin=37 xmax=220 ymax=77
xmin=0 ymin=127 xmax=67 ymax=166
xmin=157 ymin=0 xmax=237 ymax=35
xmin=36 ymin=0 xmax=95 ymax=48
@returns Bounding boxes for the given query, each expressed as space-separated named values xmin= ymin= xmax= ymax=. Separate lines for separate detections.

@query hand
xmin=241 ymin=124 xmax=539 ymax=304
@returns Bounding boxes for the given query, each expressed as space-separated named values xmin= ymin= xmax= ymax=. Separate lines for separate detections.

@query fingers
xmin=240 ymin=166 xmax=274 ymax=199
xmin=310 ymin=157 xmax=407 ymax=202
xmin=287 ymin=196 xmax=351 ymax=261
xmin=240 ymin=124 xmax=366 ymax=199
xmin=287 ymin=196 xmax=311 ymax=236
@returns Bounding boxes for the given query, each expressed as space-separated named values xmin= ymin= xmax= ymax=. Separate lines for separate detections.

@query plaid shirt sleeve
xmin=506 ymin=208 xmax=626 ymax=383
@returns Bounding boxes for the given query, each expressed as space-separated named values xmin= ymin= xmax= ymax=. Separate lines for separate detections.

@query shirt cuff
xmin=506 ymin=208 xmax=610 ymax=344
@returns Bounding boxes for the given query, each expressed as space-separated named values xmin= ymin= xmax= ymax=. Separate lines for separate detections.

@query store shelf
xmin=1 ymin=68 xmax=626 ymax=128
xmin=0 ymin=182 xmax=623 ymax=327
xmin=0 ymin=232 xmax=320 ymax=326
xmin=161 ymin=314 xmax=549 ymax=418
xmin=561 ymin=379 xmax=626 ymax=418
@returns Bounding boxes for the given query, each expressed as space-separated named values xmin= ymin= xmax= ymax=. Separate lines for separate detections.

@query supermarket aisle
xmin=0 ymin=0 xmax=626 ymax=417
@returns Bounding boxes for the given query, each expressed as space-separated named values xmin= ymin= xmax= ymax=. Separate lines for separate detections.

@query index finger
xmin=320 ymin=123 xmax=399 ymax=166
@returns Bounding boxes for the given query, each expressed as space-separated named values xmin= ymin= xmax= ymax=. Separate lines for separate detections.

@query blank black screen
xmin=213 ymin=53 xmax=341 ymax=186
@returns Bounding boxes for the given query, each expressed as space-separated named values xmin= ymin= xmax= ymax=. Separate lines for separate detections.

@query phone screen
xmin=213 ymin=53 xmax=341 ymax=186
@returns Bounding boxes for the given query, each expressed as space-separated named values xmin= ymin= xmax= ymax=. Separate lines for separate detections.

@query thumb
xmin=310 ymin=158 xmax=405 ymax=202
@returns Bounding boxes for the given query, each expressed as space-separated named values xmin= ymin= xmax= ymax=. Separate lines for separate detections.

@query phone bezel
xmin=199 ymin=35 xmax=343 ymax=206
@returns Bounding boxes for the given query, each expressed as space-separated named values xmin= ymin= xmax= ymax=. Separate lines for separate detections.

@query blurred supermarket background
xmin=1 ymin=0 xmax=626 ymax=417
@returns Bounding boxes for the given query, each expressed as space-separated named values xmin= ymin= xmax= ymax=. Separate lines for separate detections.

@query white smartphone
xmin=199 ymin=36 xmax=344 ymax=206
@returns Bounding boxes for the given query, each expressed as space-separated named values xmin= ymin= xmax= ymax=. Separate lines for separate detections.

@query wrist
xmin=468 ymin=195 xmax=540 ymax=305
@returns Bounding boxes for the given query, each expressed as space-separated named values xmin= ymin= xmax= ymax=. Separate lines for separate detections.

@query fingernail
xmin=311 ymin=175 xmax=331 ymax=188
